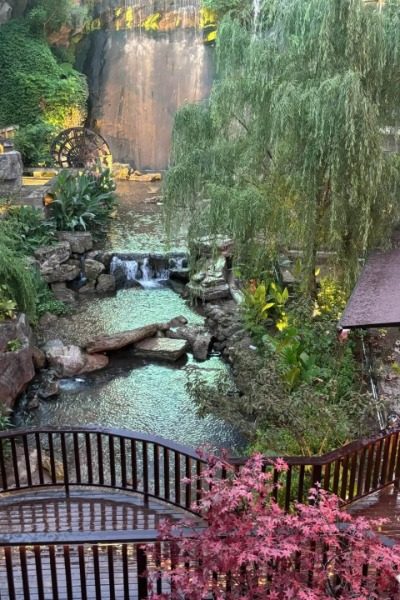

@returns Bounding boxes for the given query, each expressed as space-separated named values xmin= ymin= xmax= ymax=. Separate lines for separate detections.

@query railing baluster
xmin=323 ymin=463 xmax=331 ymax=491
xmin=35 ymin=432 xmax=44 ymax=486
xmin=332 ymin=459 xmax=340 ymax=495
xmin=60 ymin=432 xmax=69 ymax=496
xmin=196 ymin=460 xmax=202 ymax=506
xmin=143 ymin=441 xmax=149 ymax=503
xmin=364 ymin=444 xmax=375 ymax=494
xmin=97 ymin=433 xmax=104 ymax=486
xmin=10 ymin=437 xmax=20 ymax=489
xmin=92 ymin=544 xmax=102 ymax=600
xmin=85 ymin=433 xmax=93 ymax=485
xmin=34 ymin=545 xmax=45 ymax=600
xmin=23 ymin=434 xmax=32 ymax=488
xmin=387 ymin=432 xmax=399 ymax=484
xmin=284 ymin=465 xmax=292 ymax=511
xmin=348 ymin=453 xmax=358 ymax=501
xmin=109 ymin=435 xmax=116 ymax=488
xmin=49 ymin=545 xmax=59 ymax=600
xmin=5 ymin=546 xmax=16 ymax=600
xmin=78 ymin=544 xmax=88 ymax=600
xmin=175 ymin=452 xmax=181 ymax=507
xmin=340 ymin=456 xmax=349 ymax=501
xmin=154 ymin=444 xmax=160 ymax=498
xmin=19 ymin=545 xmax=30 ymax=599
xmin=121 ymin=437 xmax=127 ymax=488
xmin=131 ymin=439 xmax=137 ymax=490
xmin=297 ymin=465 xmax=305 ymax=502
xmin=47 ymin=432 xmax=57 ymax=485
xmin=356 ymin=447 xmax=367 ymax=499
xmin=63 ymin=545 xmax=73 ymax=600
xmin=137 ymin=545 xmax=148 ymax=600
xmin=380 ymin=435 xmax=391 ymax=485
xmin=185 ymin=456 xmax=192 ymax=509
xmin=272 ymin=468 xmax=279 ymax=502
xmin=372 ymin=440 xmax=383 ymax=490
xmin=0 ymin=437 xmax=8 ymax=490
xmin=122 ymin=543 xmax=130 ymax=600
xmin=108 ymin=545 xmax=116 ymax=600
xmin=164 ymin=447 xmax=170 ymax=501
xmin=73 ymin=432 xmax=81 ymax=484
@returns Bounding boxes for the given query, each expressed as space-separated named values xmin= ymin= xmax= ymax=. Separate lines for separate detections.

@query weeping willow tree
xmin=165 ymin=0 xmax=400 ymax=294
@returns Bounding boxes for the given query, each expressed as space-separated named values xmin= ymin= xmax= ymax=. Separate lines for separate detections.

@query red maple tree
xmin=148 ymin=454 xmax=400 ymax=599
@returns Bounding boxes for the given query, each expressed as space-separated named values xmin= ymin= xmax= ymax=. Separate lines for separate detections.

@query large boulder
xmin=0 ymin=150 xmax=23 ymax=194
xmin=51 ymin=282 xmax=77 ymax=304
xmin=34 ymin=241 xmax=71 ymax=265
xmin=96 ymin=274 xmax=116 ymax=293
xmin=43 ymin=340 xmax=109 ymax=377
xmin=41 ymin=262 xmax=80 ymax=284
xmin=0 ymin=314 xmax=35 ymax=408
xmin=85 ymin=323 xmax=159 ymax=354
xmin=166 ymin=326 xmax=212 ymax=361
xmin=134 ymin=338 xmax=188 ymax=362
xmin=57 ymin=232 xmax=93 ymax=254
xmin=84 ymin=258 xmax=105 ymax=281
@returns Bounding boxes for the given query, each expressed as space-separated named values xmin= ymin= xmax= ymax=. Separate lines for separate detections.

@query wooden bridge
xmin=0 ymin=425 xmax=399 ymax=598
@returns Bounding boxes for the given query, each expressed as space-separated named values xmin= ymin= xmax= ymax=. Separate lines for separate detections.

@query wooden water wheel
xmin=51 ymin=127 xmax=112 ymax=168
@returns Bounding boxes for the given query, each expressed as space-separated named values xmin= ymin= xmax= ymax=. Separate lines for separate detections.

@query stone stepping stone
xmin=134 ymin=338 xmax=188 ymax=362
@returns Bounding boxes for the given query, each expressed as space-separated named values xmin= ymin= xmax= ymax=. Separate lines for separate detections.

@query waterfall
xmin=109 ymin=255 xmax=184 ymax=289
xmin=141 ymin=257 xmax=153 ymax=281
xmin=253 ymin=0 xmax=261 ymax=37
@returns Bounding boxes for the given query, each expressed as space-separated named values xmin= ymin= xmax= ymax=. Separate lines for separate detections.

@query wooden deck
xmin=0 ymin=488 xmax=192 ymax=599
xmin=348 ymin=484 xmax=400 ymax=542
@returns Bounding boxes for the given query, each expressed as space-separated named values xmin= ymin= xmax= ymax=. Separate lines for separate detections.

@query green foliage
xmin=33 ymin=273 xmax=69 ymax=318
xmin=0 ymin=21 xmax=87 ymax=148
xmin=27 ymin=0 xmax=72 ymax=36
xmin=1 ymin=205 xmax=55 ymax=253
xmin=0 ymin=285 xmax=17 ymax=322
xmin=0 ymin=235 xmax=37 ymax=321
xmin=14 ymin=121 xmax=56 ymax=166
xmin=50 ymin=168 xmax=117 ymax=233
xmin=242 ymin=279 xmax=289 ymax=343
xmin=190 ymin=295 xmax=370 ymax=456
xmin=6 ymin=338 xmax=23 ymax=352
xmin=165 ymin=0 xmax=400 ymax=295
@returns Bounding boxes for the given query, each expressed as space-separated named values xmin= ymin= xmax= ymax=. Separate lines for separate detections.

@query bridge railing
xmin=1 ymin=426 xmax=399 ymax=512
xmin=232 ymin=429 xmax=400 ymax=509
xmin=0 ymin=426 xmax=208 ymax=514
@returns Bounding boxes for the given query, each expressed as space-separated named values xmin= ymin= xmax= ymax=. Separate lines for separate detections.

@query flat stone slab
xmin=134 ymin=338 xmax=188 ymax=362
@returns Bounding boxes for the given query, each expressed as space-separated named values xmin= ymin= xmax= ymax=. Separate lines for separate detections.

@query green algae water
xmin=18 ymin=287 xmax=242 ymax=452
xmin=16 ymin=182 xmax=242 ymax=452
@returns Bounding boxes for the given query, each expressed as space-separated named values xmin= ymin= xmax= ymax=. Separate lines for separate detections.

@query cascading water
xmin=79 ymin=0 xmax=216 ymax=170
xmin=253 ymin=0 xmax=262 ymax=37
xmin=110 ymin=255 xmax=184 ymax=288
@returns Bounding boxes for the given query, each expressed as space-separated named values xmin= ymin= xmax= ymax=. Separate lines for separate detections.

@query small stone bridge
xmin=0 ymin=425 xmax=398 ymax=598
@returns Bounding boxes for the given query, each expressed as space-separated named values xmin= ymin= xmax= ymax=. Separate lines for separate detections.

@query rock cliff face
xmin=79 ymin=1 xmax=214 ymax=170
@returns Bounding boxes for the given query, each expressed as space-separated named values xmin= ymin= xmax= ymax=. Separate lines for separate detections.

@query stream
xmin=15 ymin=182 xmax=243 ymax=453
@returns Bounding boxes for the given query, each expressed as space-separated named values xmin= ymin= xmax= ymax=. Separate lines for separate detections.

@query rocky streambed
xmin=4 ymin=181 xmax=249 ymax=452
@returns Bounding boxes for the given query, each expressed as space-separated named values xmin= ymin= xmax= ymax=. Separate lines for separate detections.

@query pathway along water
xmin=16 ymin=182 xmax=242 ymax=452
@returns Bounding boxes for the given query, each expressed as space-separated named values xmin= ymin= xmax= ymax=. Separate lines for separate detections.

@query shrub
xmin=14 ymin=121 xmax=56 ymax=166
xmin=148 ymin=454 xmax=400 ymax=599
xmin=1 ymin=205 xmax=56 ymax=253
xmin=0 ymin=233 xmax=37 ymax=321
xmin=50 ymin=168 xmax=117 ymax=233
xmin=0 ymin=21 xmax=87 ymax=133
